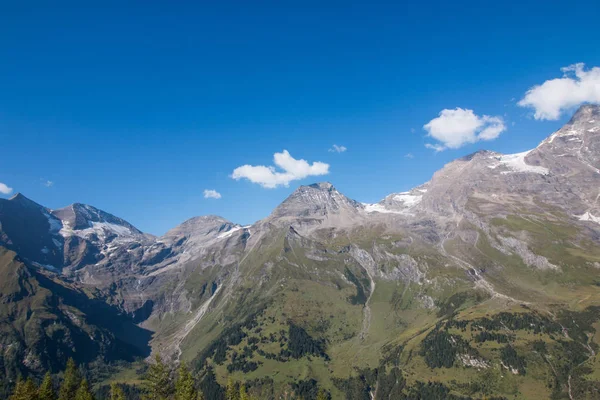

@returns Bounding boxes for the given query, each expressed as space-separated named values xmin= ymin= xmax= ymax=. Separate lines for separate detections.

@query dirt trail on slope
xmin=359 ymin=267 xmax=376 ymax=341
xmin=161 ymin=284 xmax=223 ymax=361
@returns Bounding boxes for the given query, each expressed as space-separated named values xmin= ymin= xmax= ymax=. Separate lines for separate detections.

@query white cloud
xmin=518 ymin=63 xmax=600 ymax=120
xmin=203 ymin=189 xmax=222 ymax=199
xmin=423 ymin=108 xmax=506 ymax=151
xmin=0 ymin=182 xmax=13 ymax=195
xmin=425 ymin=143 xmax=446 ymax=153
xmin=404 ymin=153 xmax=414 ymax=159
xmin=43 ymin=180 xmax=54 ymax=188
xmin=231 ymin=150 xmax=329 ymax=189
xmin=328 ymin=144 xmax=347 ymax=153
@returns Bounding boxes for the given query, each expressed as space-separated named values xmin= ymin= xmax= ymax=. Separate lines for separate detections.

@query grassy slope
xmin=0 ymin=246 xmax=151 ymax=397
xmin=96 ymin=209 xmax=600 ymax=399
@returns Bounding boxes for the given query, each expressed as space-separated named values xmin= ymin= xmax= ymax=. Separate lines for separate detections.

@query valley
xmin=2 ymin=105 xmax=600 ymax=398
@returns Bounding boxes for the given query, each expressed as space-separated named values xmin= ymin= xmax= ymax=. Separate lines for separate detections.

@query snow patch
xmin=544 ymin=131 xmax=559 ymax=144
xmin=577 ymin=212 xmax=600 ymax=224
xmin=363 ymin=203 xmax=405 ymax=214
xmin=392 ymin=193 xmax=423 ymax=207
xmin=44 ymin=212 xmax=63 ymax=233
xmin=489 ymin=150 xmax=549 ymax=175
xmin=217 ymin=226 xmax=249 ymax=239
xmin=60 ymin=221 xmax=134 ymax=239
xmin=363 ymin=190 xmax=423 ymax=215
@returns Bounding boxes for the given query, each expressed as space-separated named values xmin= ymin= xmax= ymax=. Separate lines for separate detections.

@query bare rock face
xmin=270 ymin=182 xmax=363 ymax=218
xmin=0 ymin=194 xmax=65 ymax=270
xmin=52 ymin=203 xmax=143 ymax=234
xmin=267 ymin=182 xmax=366 ymax=234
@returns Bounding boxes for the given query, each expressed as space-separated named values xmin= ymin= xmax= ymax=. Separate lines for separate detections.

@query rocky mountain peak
xmin=527 ymin=105 xmax=600 ymax=178
xmin=164 ymin=215 xmax=237 ymax=238
xmin=538 ymin=104 xmax=600 ymax=146
xmin=307 ymin=182 xmax=335 ymax=191
xmin=569 ymin=103 xmax=600 ymax=124
xmin=7 ymin=193 xmax=45 ymax=210
xmin=458 ymin=150 xmax=500 ymax=162
xmin=270 ymin=182 xmax=363 ymax=219
xmin=51 ymin=203 xmax=143 ymax=236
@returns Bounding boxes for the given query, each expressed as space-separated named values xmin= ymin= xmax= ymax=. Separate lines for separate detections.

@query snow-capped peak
xmin=51 ymin=203 xmax=143 ymax=241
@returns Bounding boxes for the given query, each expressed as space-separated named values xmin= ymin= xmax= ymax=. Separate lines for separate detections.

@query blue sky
xmin=1 ymin=1 xmax=600 ymax=234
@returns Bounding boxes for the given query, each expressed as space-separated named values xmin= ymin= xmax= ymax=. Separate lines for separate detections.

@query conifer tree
xmin=175 ymin=362 xmax=197 ymax=400
xmin=144 ymin=354 xmax=174 ymax=400
xmin=109 ymin=383 xmax=126 ymax=400
xmin=58 ymin=358 xmax=81 ymax=400
xmin=38 ymin=373 xmax=56 ymax=400
xmin=9 ymin=377 xmax=38 ymax=400
xmin=74 ymin=379 xmax=94 ymax=400
xmin=225 ymin=377 xmax=239 ymax=400
xmin=316 ymin=389 xmax=328 ymax=400
xmin=9 ymin=378 xmax=24 ymax=400
xmin=239 ymin=384 xmax=249 ymax=400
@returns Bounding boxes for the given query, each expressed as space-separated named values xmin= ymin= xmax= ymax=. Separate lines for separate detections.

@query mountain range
xmin=2 ymin=105 xmax=600 ymax=399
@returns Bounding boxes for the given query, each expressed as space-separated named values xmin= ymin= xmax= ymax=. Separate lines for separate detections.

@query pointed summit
xmin=569 ymin=103 xmax=600 ymax=124
xmin=52 ymin=203 xmax=143 ymax=235
xmin=270 ymin=182 xmax=363 ymax=219
xmin=8 ymin=192 xmax=24 ymax=201
xmin=537 ymin=104 xmax=600 ymax=148
xmin=7 ymin=193 xmax=46 ymax=210
xmin=307 ymin=182 xmax=335 ymax=190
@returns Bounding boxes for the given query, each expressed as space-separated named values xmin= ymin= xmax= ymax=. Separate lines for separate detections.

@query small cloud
xmin=42 ymin=180 xmax=54 ymax=188
xmin=518 ymin=63 xmax=600 ymax=120
xmin=410 ymin=128 xmax=416 ymax=133
xmin=231 ymin=150 xmax=329 ymax=189
xmin=423 ymin=108 xmax=506 ymax=151
xmin=425 ymin=143 xmax=446 ymax=153
xmin=328 ymin=144 xmax=347 ymax=153
xmin=203 ymin=189 xmax=222 ymax=199
xmin=404 ymin=153 xmax=414 ymax=159
xmin=0 ymin=182 xmax=13 ymax=195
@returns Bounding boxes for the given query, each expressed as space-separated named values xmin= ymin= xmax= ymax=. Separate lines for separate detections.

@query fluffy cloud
xmin=518 ymin=63 xmax=600 ymax=120
xmin=203 ymin=189 xmax=222 ymax=199
xmin=231 ymin=150 xmax=329 ymax=189
xmin=423 ymin=108 xmax=506 ymax=151
xmin=0 ymin=182 xmax=13 ymax=195
xmin=328 ymin=144 xmax=347 ymax=153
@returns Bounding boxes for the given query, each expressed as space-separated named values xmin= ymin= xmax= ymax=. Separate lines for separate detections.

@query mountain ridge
xmin=3 ymin=105 xmax=600 ymax=399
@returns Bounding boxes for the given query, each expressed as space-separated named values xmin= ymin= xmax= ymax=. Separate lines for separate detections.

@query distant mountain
xmin=3 ymin=105 xmax=600 ymax=399
xmin=0 ymin=194 xmax=147 ymax=273
xmin=270 ymin=182 xmax=364 ymax=218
